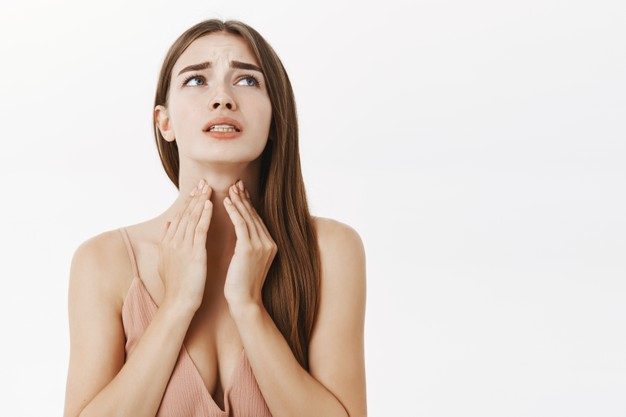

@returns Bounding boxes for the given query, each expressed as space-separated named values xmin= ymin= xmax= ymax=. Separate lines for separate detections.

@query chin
xmin=195 ymin=151 xmax=265 ymax=165
xmin=182 ymin=137 xmax=266 ymax=158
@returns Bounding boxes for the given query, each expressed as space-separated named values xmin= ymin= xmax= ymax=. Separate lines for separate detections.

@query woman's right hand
xmin=157 ymin=179 xmax=213 ymax=312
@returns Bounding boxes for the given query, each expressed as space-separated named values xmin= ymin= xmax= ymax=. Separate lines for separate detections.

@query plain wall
xmin=0 ymin=0 xmax=624 ymax=416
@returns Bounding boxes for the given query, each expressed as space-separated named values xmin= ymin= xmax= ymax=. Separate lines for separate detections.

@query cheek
xmin=256 ymin=97 xmax=272 ymax=132
xmin=169 ymin=97 xmax=202 ymax=130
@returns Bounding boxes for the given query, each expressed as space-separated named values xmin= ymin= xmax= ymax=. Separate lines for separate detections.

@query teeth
xmin=209 ymin=124 xmax=238 ymax=132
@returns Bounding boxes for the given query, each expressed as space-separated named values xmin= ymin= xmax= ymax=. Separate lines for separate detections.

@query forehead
xmin=174 ymin=32 xmax=258 ymax=70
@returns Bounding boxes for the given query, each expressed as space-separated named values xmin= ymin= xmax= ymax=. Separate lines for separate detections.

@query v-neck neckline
xmin=118 ymin=226 xmax=248 ymax=414
xmin=131 ymin=274 xmax=247 ymax=413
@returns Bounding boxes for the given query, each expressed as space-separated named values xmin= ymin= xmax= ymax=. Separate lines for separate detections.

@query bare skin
xmin=64 ymin=31 xmax=367 ymax=417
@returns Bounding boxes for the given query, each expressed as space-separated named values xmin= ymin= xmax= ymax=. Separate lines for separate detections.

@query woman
xmin=63 ymin=19 xmax=367 ymax=417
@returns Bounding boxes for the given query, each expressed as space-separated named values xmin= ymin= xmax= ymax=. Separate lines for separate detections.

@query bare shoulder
xmin=69 ymin=228 xmax=133 ymax=309
xmin=312 ymin=216 xmax=366 ymax=273
xmin=64 ymin=228 xmax=132 ymax=417
xmin=311 ymin=215 xmax=367 ymax=308
xmin=310 ymin=215 xmax=367 ymax=329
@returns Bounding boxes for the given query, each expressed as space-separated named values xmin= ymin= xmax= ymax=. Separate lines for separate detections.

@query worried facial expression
xmin=155 ymin=32 xmax=272 ymax=164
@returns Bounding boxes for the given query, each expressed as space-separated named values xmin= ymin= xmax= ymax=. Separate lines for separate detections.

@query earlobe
xmin=155 ymin=105 xmax=175 ymax=142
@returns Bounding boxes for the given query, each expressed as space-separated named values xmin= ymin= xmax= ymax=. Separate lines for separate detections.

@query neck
xmin=158 ymin=156 xmax=263 ymax=265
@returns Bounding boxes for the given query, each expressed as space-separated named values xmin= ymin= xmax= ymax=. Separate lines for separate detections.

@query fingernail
xmin=197 ymin=179 xmax=204 ymax=189
xmin=238 ymin=180 xmax=244 ymax=191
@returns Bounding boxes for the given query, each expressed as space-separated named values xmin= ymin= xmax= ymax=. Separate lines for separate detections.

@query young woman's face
xmin=157 ymin=32 xmax=272 ymax=165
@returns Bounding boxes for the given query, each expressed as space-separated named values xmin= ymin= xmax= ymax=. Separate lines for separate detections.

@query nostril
xmin=211 ymin=102 xmax=234 ymax=110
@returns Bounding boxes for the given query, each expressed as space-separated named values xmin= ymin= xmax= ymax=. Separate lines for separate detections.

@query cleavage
xmin=184 ymin=304 xmax=243 ymax=405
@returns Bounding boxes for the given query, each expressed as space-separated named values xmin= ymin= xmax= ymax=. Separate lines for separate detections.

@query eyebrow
xmin=177 ymin=60 xmax=263 ymax=77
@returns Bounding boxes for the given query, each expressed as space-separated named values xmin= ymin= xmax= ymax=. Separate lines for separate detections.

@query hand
xmin=157 ymin=179 xmax=213 ymax=312
xmin=222 ymin=180 xmax=278 ymax=308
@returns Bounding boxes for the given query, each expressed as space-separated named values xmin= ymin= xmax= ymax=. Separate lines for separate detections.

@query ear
xmin=154 ymin=105 xmax=175 ymax=142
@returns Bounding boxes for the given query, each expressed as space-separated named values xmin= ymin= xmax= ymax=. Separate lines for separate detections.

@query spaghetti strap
xmin=117 ymin=228 xmax=272 ymax=416
xmin=118 ymin=227 xmax=139 ymax=278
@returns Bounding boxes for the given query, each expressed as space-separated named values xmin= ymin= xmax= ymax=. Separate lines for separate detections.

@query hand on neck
xmin=160 ymin=159 xmax=262 ymax=241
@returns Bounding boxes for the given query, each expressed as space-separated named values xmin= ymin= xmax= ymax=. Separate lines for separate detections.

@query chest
xmin=131 ymin=245 xmax=244 ymax=408
xmin=185 ymin=297 xmax=244 ymax=404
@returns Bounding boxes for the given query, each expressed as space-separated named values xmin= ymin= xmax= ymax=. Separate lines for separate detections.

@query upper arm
xmin=308 ymin=218 xmax=367 ymax=417
xmin=63 ymin=232 xmax=128 ymax=417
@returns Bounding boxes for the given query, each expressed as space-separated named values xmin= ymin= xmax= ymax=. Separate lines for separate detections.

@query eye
xmin=237 ymin=74 xmax=261 ymax=87
xmin=182 ymin=74 xmax=205 ymax=87
xmin=181 ymin=73 xmax=261 ymax=88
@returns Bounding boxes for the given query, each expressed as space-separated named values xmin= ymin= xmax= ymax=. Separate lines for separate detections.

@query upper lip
xmin=203 ymin=117 xmax=242 ymax=132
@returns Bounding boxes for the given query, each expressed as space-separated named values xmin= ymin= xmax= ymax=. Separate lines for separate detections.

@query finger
xmin=174 ymin=185 xmax=203 ymax=243
xmin=235 ymin=183 xmax=257 ymax=221
xmin=249 ymin=207 xmax=272 ymax=247
xmin=194 ymin=187 xmax=213 ymax=249
xmin=242 ymin=187 xmax=273 ymax=239
xmin=184 ymin=183 xmax=210 ymax=247
xmin=238 ymin=185 xmax=270 ymax=242
xmin=229 ymin=183 xmax=260 ymax=244
xmin=241 ymin=188 xmax=277 ymax=260
xmin=165 ymin=184 xmax=200 ymax=241
xmin=224 ymin=194 xmax=250 ymax=241
xmin=247 ymin=206 xmax=275 ymax=258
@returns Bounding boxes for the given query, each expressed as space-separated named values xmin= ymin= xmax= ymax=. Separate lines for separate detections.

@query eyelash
xmin=181 ymin=73 xmax=261 ymax=88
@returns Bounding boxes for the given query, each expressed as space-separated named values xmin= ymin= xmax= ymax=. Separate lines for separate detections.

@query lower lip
xmin=204 ymin=130 xmax=242 ymax=139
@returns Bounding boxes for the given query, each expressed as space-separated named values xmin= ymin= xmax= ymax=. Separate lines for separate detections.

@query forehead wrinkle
xmin=174 ymin=35 xmax=261 ymax=78
xmin=176 ymin=58 xmax=263 ymax=78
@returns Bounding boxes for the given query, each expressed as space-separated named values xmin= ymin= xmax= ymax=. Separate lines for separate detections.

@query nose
xmin=209 ymin=86 xmax=237 ymax=111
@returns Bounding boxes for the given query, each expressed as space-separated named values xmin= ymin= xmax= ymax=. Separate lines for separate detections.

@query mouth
xmin=204 ymin=125 xmax=241 ymax=133
xmin=203 ymin=118 xmax=243 ymax=133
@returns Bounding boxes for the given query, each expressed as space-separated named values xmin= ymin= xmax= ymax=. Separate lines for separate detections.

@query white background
xmin=1 ymin=0 xmax=624 ymax=416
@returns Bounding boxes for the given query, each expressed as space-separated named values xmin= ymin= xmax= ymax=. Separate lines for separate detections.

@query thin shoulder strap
xmin=118 ymin=227 xmax=140 ymax=278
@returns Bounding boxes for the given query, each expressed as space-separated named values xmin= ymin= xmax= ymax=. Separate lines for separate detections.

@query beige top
xmin=118 ymin=227 xmax=273 ymax=417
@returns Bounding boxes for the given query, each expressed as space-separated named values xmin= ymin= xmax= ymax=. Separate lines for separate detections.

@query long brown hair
xmin=152 ymin=19 xmax=320 ymax=371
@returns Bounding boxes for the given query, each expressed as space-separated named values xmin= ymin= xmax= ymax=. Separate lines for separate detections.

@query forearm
xmin=229 ymin=302 xmax=349 ymax=417
xmin=79 ymin=302 xmax=195 ymax=417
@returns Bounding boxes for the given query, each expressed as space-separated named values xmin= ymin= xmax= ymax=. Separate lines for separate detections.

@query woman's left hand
xmin=222 ymin=180 xmax=278 ymax=309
